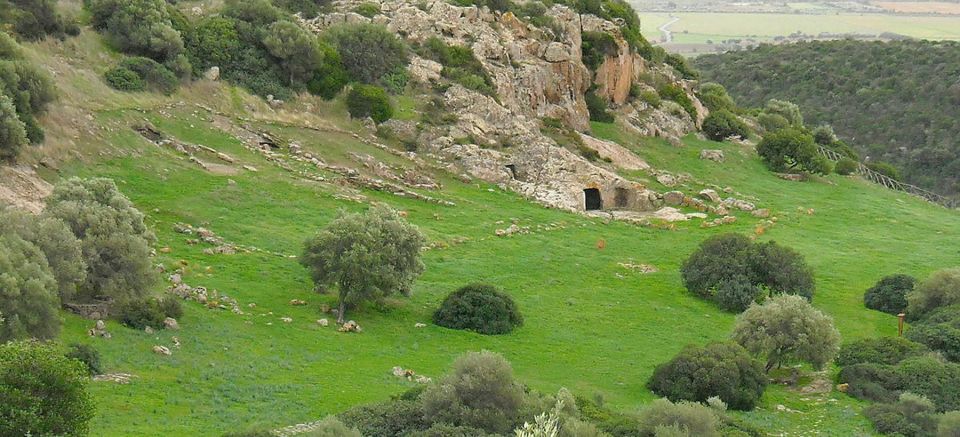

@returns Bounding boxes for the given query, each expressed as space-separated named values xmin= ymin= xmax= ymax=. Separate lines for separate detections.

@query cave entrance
xmin=505 ymin=164 xmax=517 ymax=180
xmin=614 ymin=187 xmax=629 ymax=208
xmin=584 ymin=188 xmax=602 ymax=211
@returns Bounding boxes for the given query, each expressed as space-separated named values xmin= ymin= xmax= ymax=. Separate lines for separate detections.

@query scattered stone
xmin=163 ymin=317 xmax=179 ymax=330
xmin=414 ymin=322 xmax=426 ymax=328
xmin=656 ymin=173 xmax=678 ymax=187
xmin=93 ymin=373 xmax=137 ymax=384
xmin=152 ymin=345 xmax=172 ymax=356
xmin=723 ymin=197 xmax=756 ymax=211
xmin=281 ymin=317 xmax=293 ymax=323
xmin=243 ymin=165 xmax=258 ymax=172
xmin=88 ymin=320 xmax=111 ymax=338
xmin=837 ymin=383 xmax=849 ymax=393
xmin=339 ymin=320 xmax=362 ymax=333
xmin=650 ymin=207 xmax=688 ymax=222
xmin=144 ymin=326 xmax=155 ymax=334
xmin=289 ymin=299 xmax=308 ymax=306
xmin=171 ymin=336 xmax=181 ymax=348
xmin=203 ymin=66 xmax=220 ymax=81
xmin=698 ymin=189 xmax=721 ymax=203
xmin=663 ymin=191 xmax=684 ymax=206
xmin=777 ymin=173 xmax=806 ymax=182
xmin=618 ymin=262 xmax=658 ymax=274
xmin=317 ymin=319 xmax=329 ymax=327
xmin=700 ymin=149 xmax=725 ymax=162
xmin=495 ymin=224 xmax=530 ymax=237
xmin=751 ymin=208 xmax=771 ymax=218
xmin=159 ymin=247 xmax=172 ymax=254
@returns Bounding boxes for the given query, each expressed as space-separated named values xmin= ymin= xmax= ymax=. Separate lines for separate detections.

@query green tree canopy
xmin=0 ymin=234 xmax=60 ymax=342
xmin=732 ymin=295 xmax=841 ymax=371
xmin=324 ymin=23 xmax=408 ymax=84
xmin=756 ymin=127 xmax=831 ymax=175
xmin=300 ymin=205 xmax=425 ymax=323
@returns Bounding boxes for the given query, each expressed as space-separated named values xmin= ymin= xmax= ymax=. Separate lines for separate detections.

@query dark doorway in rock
xmin=505 ymin=164 xmax=517 ymax=179
xmin=614 ymin=187 xmax=629 ymax=208
xmin=584 ymin=188 xmax=602 ymax=211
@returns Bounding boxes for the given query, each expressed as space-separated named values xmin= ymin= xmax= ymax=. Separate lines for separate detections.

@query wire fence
xmin=816 ymin=146 xmax=958 ymax=209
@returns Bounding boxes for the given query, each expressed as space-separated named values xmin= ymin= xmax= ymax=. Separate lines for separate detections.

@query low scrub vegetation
xmin=0 ymin=32 xmax=56 ymax=159
xmin=648 ymin=341 xmax=767 ymax=410
xmin=433 ymin=284 xmax=523 ymax=335
xmin=864 ymin=274 xmax=914 ymax=315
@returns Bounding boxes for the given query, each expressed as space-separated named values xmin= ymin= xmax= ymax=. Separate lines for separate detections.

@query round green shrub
xmin=703 ymin=108 xmax=749 ymax=141
xmin=647 ymin=341 xmax=767 ymax=411
xmin=864 ymin=274 xmax=914 ymax=315
xmin=105 ymin=67 xmax=146 ymax=92
xmin=836 ymin=337 xmax=927 ymax=367
xmin=433 ymin=284 xmax=523 ymax=335
xmin=116 ymin=296 xmax=182 ymax=330
xmin=66 ymin=343 xmax=102 ymax=376
xmin=346 ymin=84 xmax=393 ymax=123
xmin=835 ymin=157 xmax=859 ymax=175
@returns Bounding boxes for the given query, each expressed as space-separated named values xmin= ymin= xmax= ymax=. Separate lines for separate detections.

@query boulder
xmin=751 ymin=208 xmax=771 ymax=218
xmin=317 ymin=318 xmax=329 ymax=327
xmin=163 ymin=317 xmax=179 ymax=330
xmin=663 ymin=191 xmax=684 ymax=206
xmin=152 ymin=345 xmax=172 ymax=356
xmin=656 ymin=173 xmax=678 ymax=187
xmin=203 ymin=66 xmax=220 ymax=81
xmin=407 ymin=56 xmax=442 ymax=83
xmin=414 ymin=322 xmax=426 ymax=328
xmin=339 ymin=320 xmax=362 ymax=333
xmin=700 ymin=149 xmax=724 ymax=162
xmin=724 ymin=197 xmax=756 ymax=211
xmin=698 ymin=189 xmax=721 ymax=203
xmin=145 ymin=326 xmax=155 ymax=334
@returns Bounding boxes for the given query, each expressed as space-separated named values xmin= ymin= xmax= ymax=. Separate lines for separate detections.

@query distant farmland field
xmin=874 ymin=1 xmax=960 ymax=14
xmin=638 ymin=11 xmax=960 ymax=54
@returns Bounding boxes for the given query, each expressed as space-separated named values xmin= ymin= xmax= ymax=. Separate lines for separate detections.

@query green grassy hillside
xmin=17 ymin=28 xmax=960 ymax=437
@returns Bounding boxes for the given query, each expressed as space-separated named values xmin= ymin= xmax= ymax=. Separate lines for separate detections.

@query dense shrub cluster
xmin=648 ymin=342 xmax=767 ymax=410
xmin=697 ymin=83 xmax=736 ymax=113
xmin=324 ymin=23 xmax=408 ymax=86
xmin=346 ymin=85 xmax=393 ymax=123
xmin=0 ymin=233 xmax=61 ymax=341
xmin=581 ymin=31 xmax=618 ymax=71
xmin=86 ymin=0 xmax=191 ymax=78
xmin=681 ymin=233 xmax=815 ymax=312
xmin=585 ymin=90 xmax=614 ymax=123
xmin=657 ymin=84 xmax=697 ymax=120
xmin=863 ymin=392 xmax=939 ymax=437
xmin=695 ymin=40 xmax=960 ymax=199
xmin=836 ymin=337 xmax=928 ymax=367
xmin=66 ymin=343 xmax=102 ymax=376
xmin=905 ymin=305 xmax=960 ymax=362
xmin=0 ymin=0 xmax=79 ymax=40
xmin=702 ymin=109 xmax=748 ymax=141
xmin=756 ymin=127 xmax=831 ymax=175
xmin=906 ymin=267 xmax=960 ymax=321
xmin=116 ymin=296 xmax=183 ymax=330
xmin=834 ymin=157 xmax=858 ymax=175
xmin=0 ymin=32 xmax=56 ymax=159
xmin=864 ymin=274 xmax=914 ymax=315
xmin=0 ymin=341 xmax=95 ymax=436
xmin=105 ymin=57 xmax=179 ymax=94
xmin=433 ymin=284 xmax=523 ymax=335
xmin=417 ymin=37 xmax=495 ymax=96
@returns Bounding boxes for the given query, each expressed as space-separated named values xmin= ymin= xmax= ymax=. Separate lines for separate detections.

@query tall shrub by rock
xmin=346 ymin=85 xmax=393 ymax=123
xmin=0 ymin=340 xmax=95 ymax=436
xmin=702 ymin=109 xmax=748 ymax=141
xmin=732 ymin=295 xmax=841 ymax=371
xmin=420 ymin=351 xmax=526 ymax=434
xmin=86 ymin=0 xmax=189 ymax=74
xmin=0 ymin=94 xmax=27 ymax=160
xmin=433 ymin=284 xmax=523 ymax=335
xmin=44 ymin=177 xmax=156 ymax=303
xmin=647 ymin=342 xmax=767 ymax=410
xmin=300 ymin=206 xmax=425 ymax=324
xmin=0 ymin=234 xmax=61 ymax=342
xmin=324 ymin=23 xmax=409 ymax=84
xmin=0 ymin=207 xmax=86 ymax=301
xmin=906 ymin=267 xmax=960 ymax=321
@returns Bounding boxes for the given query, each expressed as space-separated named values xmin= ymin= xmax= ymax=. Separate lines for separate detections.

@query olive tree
xmin=0 ymin=340 xmax=95 ymax=436
xmin=261 ymin=21 xmax=323 ymax=86
xmin=420 ymin=351 xmax=526 ymax=434
xmin=0 ymin=207 xmax=86 ymax=301
xmin=732 ymin=295 xmax=841 ymax=371
xmin=45 ymin=177 xmax=156 ymax=303
xmin=300 ymin=205 xmax=425 ymax=324
xmin=756 ymin=127 xmax=831 ymax=175
xmin=0 ymin=234 xmax=61 ymax=342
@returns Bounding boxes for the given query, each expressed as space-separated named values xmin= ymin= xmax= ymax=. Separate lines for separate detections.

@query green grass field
xmin=20 ymin=24 xmax=960 ymax=437
xmin=639 ymin=11 xmax=960 ymax=44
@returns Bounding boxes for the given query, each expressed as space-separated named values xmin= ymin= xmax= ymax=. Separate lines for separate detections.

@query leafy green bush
xmin=116 ymin=296 xmax=182 ymax=330
xmin=665 ymin=52 xmax=698 ymax=80
xmin=637 ymin=398 xmax=720 ymax=437
xmin=405 ymin=423 xmax=495 ymax=437
xmin=864 ymin=274 xmax=914 ymax=315
xmin=0 ymin=207 xmax=86 ymax=302
xmin=0 ymin=340 xmax=94 ymax=436
xmin=346 ymin=85 xmax=393 ymax=123
xmin=66 ymin=343 xmax=102 ymax=376
xmin=0 ymin=94 xmax=27 ymax=160
xmin=658 ymin=84 xmax=697 ymax=120
xmin=302 ymin=416 xmax=362 ymax=437
xmin=418 ymin=37 xmax=495 ymax=96
xmin=185 ymin=16 xmax=243 ymax=75
xmin=681 ymin=233 xmax=815 ymax=312
xmin=421 ymin=351 xmax=526 ymax=434
xmin=338 ymin=400 xmax=427 ymax=437
xmin=867 ymin=161 xmax=902 ymax=181
xmin=581 ymin=31 xmax=618 ymax=71
xmin=905 ymin=305 xmax=960 ymax=362
xmin=0 ymin=52 xmax=56 ymax=146
xmin=104 ymin=67 xmax=146 ymax=92
xmin=834 ymin=157 xmax=858 ymax=175
xmin=274 ymin=0 xmax=332 ymax=19
xmin=355 ymin=2 xmax=381 ymax=18
xmin=864 ymin=393 xmax=939 ymax=437
xmin=894 ymin=356 xmax=960 ymax=412
xmin=586 ymin=90 xmax=614 ymax=123
xmin=86 ymin=0 xmax=188 ymax=68
xmin=648 ymin=342 xmax=767 ymax=410
xmin=757 ymin=112 xmax=789 ymax=132
xmin=433 ymin=284 xmax=523 ymax=335
xmin=0 ymin=234 xmax=61 ymax=342
xmin=838 ymin=362 xmax=899 ymax=403
xmin=906 ymin=267 xmax=960 ymax=321
xmin=702 ymin=109 xmax=749 ymax=141
xmin=836 ymin=337 xmax=928 ymax=367
xmin=939 ymin=411 xmax=960 ymax=437
xmin=1 ymin=0 xmax=78 ymax=40
xmin=637 ymin=89 xmax=661 ymax=108
xmin=697 ymin=83 xmax=736 ymax=113
xmin=324 ymin=23 xmax=408 ymax=84
xmin=757 ymin=127 xmax=831 ymax=175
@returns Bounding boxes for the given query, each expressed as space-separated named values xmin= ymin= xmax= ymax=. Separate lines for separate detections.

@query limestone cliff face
xmin=305 ymin=0 xmax=704 ymax=214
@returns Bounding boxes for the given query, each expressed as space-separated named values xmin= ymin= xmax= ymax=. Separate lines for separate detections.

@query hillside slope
xmin=694 ymin=40 xmax=960 ymax=200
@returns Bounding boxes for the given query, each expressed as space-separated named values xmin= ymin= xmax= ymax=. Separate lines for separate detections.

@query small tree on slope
xmin=300 ymin=206 xmax=425 ymax=324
